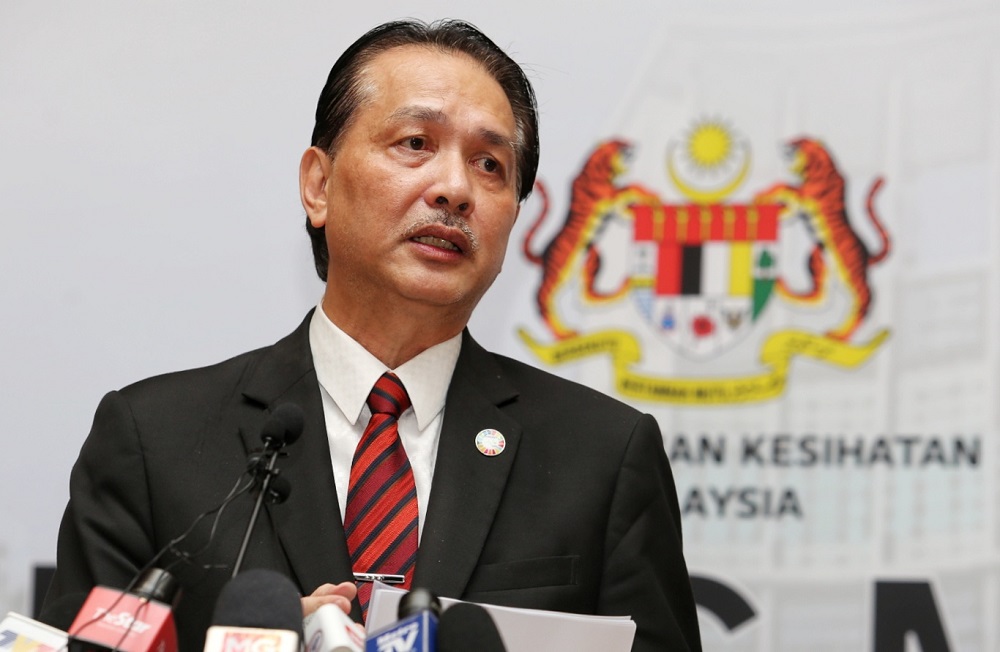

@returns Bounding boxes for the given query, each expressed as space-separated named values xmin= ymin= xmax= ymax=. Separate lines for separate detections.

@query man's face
xmin=309 ymin=45 xmax=520 ymax=323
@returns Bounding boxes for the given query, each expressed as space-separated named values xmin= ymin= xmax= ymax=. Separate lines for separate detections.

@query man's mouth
xmin=412 ymin=235 xmax=461 ymax=252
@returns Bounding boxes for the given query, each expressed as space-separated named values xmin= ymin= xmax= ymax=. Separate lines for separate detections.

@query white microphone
xmin=303 ymin=603 xmax=365 ymax=652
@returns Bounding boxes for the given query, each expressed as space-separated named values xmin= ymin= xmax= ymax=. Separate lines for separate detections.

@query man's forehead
xmin=357 ymin=45 xmax=515 ymax=131
xmin=361 ymin=45 xmax=504 ymax=103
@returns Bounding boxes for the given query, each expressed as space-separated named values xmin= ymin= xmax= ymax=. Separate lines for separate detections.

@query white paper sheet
xmin=366 ymin=583 xmax=635 ymax=652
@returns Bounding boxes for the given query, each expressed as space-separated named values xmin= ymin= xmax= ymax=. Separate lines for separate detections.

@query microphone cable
xmin=67 ymin=403 xmax=302 ymax=651
xmin=66 ymin=474 xmax=253 ymax=651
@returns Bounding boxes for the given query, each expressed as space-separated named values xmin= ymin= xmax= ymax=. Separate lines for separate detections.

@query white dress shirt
xmin=308 ymin=306 xmax=461 ymax=541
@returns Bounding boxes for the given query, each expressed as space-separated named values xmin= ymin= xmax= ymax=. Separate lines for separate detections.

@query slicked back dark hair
xmin=305 ymin=19 xmax=540 ymax=281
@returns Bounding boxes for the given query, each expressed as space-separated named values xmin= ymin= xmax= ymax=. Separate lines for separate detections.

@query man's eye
xmin=478 ymin=157 xmax=502 ymax=175
xmin=406 ymin=136 xmax=426 ymax=150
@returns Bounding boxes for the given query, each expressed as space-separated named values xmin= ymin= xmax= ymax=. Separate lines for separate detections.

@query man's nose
xmin=425 ymin=153 xmax=474 ymax=216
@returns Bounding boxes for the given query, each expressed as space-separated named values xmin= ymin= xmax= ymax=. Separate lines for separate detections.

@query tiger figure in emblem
xmin=523 ymin=139 xmax=659 ymax=340
xmin=754 ymin=138 xmax=890 ymax=341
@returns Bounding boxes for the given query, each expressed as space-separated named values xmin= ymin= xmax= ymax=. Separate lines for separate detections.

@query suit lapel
xmin=233 ymin=319 xmax=521 ymax=603
xmin=238 ymin=311 xmax=355 ymax=593
xmin=414 ymin=332 xmax=521 ymax=597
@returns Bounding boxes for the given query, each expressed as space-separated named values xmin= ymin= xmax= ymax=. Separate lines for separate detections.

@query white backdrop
xmin=2 ymin=1 xmax=997 ymax=650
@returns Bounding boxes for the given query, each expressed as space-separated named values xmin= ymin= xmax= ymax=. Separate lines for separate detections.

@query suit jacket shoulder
xmin=42 ymin=312 xmax=350 ymax=652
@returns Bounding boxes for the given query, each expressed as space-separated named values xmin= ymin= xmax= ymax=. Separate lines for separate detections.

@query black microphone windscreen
xmin=132 ymin=567 xmax=182 ymax=607
xmin=437 ymin=603 xmax=507 ymax=652
xmin=397 ymin=587 xmax=441 ymax=620
xmin=211 ymin=569 xmax=303 ymax=639
xmin=266 ymin=475 xmax=292 ymax=504
xmin=260 ymin=404 xmax=305 ymax=447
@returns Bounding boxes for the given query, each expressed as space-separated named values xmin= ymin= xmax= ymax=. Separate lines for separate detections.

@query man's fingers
xmin=301 ymin=581 xmax=358 ymax=616
xmin=301 ymin=593 xmax=352 ymax=617
xmin=311 ymin=581 xmax=358 ymax=599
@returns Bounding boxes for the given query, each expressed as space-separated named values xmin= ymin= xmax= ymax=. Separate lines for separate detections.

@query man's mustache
xmin=403 ymin=209 xmax=479 ymax=253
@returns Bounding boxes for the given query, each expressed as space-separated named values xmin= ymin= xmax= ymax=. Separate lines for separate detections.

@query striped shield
xmin=631 ymin=202 xmax=781 ymax=358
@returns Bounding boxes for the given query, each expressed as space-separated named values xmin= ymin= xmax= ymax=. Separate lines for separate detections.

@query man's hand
xmin=302 ymin=581 xmax=357 ymax=617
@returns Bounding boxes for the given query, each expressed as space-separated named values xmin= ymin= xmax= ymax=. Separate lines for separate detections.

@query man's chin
xmin=395 ymin=281 xmax=484 ymax=318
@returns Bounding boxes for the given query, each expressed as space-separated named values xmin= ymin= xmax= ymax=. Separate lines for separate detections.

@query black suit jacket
xmin=43 ymin=312 xmax=701 ymax=651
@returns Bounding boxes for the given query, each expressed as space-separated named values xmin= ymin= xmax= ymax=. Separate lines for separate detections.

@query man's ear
xmin=300 ymin=146 xmax=332 ymax=228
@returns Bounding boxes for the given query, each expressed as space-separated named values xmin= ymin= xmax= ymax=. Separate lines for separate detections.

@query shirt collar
xmin=309 ymin=306 xmax=461 ymax=430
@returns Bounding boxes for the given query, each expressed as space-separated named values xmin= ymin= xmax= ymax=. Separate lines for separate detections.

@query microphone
xmin=203 ymin=569 xmax=302 ymax=652
xmin=232 ymin=404 xmax=304 ymax=577
xmin=437 ymin=603 xmax=507 ymax=652
xmin=260 ymin=403 xmax=305 ymax=449
xmin=303 ymin=603 xmax=365 ymax=652
xmin=67 ymin=567 xmax=181 ymax=652
xmin=266 ymin=474 xmax=292 ymax=505
xmin=0 ymin=611 xmax=69 ymax=651
xmin=365 ymin=588 xmax=441 ymax=652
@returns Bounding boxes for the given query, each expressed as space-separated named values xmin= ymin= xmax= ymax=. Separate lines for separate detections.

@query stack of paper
xmin=366 ymin=583 xmax=635 ymax=652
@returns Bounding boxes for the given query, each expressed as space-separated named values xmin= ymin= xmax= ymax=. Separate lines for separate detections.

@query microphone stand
xmin=229 ymin=403 xmax=302 ymax=579
xmin=232 ymin=448 xmax=281 ymax=578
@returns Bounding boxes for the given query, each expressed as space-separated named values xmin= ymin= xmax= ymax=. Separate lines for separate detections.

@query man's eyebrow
xmin=388 ymin=105 xmax=446 ymax=125
xmin=387 ymin=105 xmax=516 ymax=153
xmin=478 ymin=127 xmax=516 ymax=153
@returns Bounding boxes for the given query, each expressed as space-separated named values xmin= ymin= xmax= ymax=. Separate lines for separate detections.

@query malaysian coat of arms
xmin=518 ymin=121 xmax=891 ymax=404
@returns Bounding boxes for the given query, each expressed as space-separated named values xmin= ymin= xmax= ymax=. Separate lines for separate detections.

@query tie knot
xmin=367 ymin=372 xmax=411 ymax=418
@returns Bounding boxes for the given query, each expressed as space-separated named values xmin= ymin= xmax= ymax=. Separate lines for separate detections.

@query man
xmin=42 ymin=19 xmax=702 ymax=651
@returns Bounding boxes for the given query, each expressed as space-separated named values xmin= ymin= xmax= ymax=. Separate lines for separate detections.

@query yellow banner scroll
xmin=518 ymin=328 xmax=889 ymax=405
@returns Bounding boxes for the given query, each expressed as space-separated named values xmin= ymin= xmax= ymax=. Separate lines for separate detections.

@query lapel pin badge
xmin=475 ymin=428 xmax=506 ymax=457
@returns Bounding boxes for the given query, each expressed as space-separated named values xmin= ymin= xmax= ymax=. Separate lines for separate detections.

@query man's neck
xmin=320 ymin=293 xmax=467 ymax=369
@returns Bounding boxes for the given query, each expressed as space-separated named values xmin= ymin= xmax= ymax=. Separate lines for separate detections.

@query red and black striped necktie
xmin=344 ymin=372 xmax=417 ymax=619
